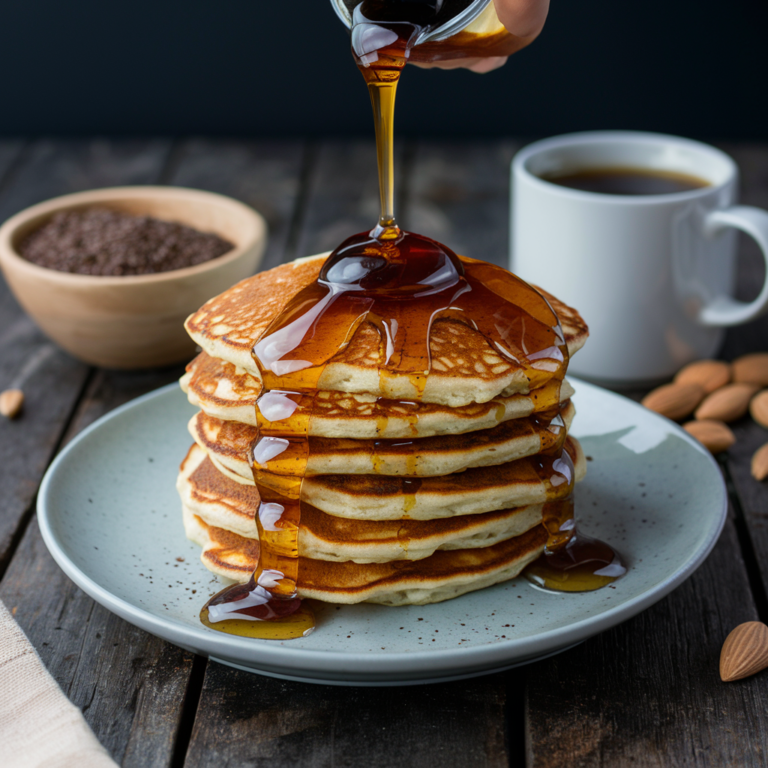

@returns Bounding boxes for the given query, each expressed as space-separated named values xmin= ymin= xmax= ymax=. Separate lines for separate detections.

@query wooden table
xmin=1 ymin=138 xmax=767 ymax=767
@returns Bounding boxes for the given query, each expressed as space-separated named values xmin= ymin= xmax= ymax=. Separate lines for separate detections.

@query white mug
xmin=510 ymin=131 xmax=768 ymax=386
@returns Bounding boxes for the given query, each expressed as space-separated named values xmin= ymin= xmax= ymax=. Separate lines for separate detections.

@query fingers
xmin=412 ymin=58 xmax=476 ymax=70
xmin=412 ymin=56 xmax=508 ymax=72
xmin=467 ymin=56 xmax=509 ymax=74
xmin=493 ymin=0 xmax=550 ymax=39
xmin=409 ymin=0 xmax=550 ymax=74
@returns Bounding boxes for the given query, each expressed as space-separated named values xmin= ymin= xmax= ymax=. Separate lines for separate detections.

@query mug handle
xmin=699 ymin=205 xmax=768 ymax=327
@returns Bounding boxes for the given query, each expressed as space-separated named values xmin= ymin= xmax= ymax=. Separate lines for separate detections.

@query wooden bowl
xmin=0 ymin=186 xmax=266 ymax=369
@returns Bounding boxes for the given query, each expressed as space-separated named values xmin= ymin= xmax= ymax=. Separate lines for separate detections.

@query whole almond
xmin=641 ymin=382 xmax=705 ymax=420
xmin=750 ymin=390 xmax=768 ymax=429
xmin=0 ymin=389 xmax=23 ymax=419
xmin=720 ymin=621 xmax=768 ymax=682
xmin=674 ymin=359 xmax=731 ymax=394
xmin=733 ymin=353 xmax=768 ymax=387
xmin=752 ymin=443 xmax=768 ymax=481
xmin=683 ymin=420 xmax=736 ymax=454
xmin=694 ymin=383 xmax=759 ymax=422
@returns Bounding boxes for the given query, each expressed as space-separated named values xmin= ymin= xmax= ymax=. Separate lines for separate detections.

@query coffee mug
xmin=510 ymin=131 xmax=768 ymax=386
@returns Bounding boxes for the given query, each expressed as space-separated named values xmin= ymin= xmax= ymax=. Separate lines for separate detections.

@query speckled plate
xmin=38 ymin=380 xmax=727 ymax=686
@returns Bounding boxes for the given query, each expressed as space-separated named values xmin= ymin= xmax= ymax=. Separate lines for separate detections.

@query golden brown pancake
xmin=178 ymin=444 xmax=547 ymax=563
xmin=181 ymin=352 xmax=576 ymax=438
xmin=182 ymin=434 xmax=584 ymax=520
xmin=188 ymin=400 xmax=576 ymax=481
xmin=303 ymin=434 xmax=586 ymax=519
xmin=178 ymin=444 xmax=260 ymax=538
xmin=183 ymin=504 xmax=548 ymax=605
xmin=185 ymin=253 xmax=589 ymax=407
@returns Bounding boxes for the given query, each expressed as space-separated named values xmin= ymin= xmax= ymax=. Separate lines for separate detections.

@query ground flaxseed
xmin=18 ymin=207 xmax=235 ymax=276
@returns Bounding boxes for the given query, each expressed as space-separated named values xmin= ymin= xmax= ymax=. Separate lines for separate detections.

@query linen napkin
xmin=0 ymin=600 xmax=118 ymax=768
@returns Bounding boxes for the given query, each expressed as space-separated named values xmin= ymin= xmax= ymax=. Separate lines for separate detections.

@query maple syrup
xmin=202 ymin=394 xmax=313 ymax=639
xmin=524 ymin=419 xmax=627 ymax=592
xmin=525 ymin=495 xmax=628 ymax=592
xmin=202 ymin=0 xmax=623 ymax=640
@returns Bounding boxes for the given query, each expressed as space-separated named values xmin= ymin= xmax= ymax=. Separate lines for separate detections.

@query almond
xmin=752 ymin=443 xmax=768 ymax=481
xmin=683 ymin=420 xmax=735 ymax=454
xmin=733 ymin=353 xmax=768 ymax=387
xmin=694 ymin=383 xmax=759 ymax=422
xmin=641 ymin=382 xmax=705 ymax=420
xmin=750 ymin=390 xmax=768 ymax=429
xmin=720 ymin=621 xmax=768 ymax=682
xmin=0 ymin=389 xmax=23 ymax=419
xmin=674 ymin=359 xmax=731 ymax=394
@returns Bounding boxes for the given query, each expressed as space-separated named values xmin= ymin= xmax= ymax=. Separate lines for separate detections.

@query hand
xmin=413 ymin=0 xmax=549 ymax=73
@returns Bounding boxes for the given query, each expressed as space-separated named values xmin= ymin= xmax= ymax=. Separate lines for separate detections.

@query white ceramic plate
xmin=38 ymin=380 xmax=727 ymax=686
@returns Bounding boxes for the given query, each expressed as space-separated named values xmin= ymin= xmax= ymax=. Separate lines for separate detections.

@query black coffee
xmin=542 ymin=167 xmax=710 ymax=196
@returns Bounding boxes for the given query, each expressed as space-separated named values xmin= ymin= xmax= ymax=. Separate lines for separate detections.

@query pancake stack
xmin=177 ymin=254 xmax=589 ymax=607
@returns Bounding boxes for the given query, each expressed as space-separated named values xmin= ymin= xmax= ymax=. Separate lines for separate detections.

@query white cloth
xmin=0 ymin=600 xmax=118 ymax=768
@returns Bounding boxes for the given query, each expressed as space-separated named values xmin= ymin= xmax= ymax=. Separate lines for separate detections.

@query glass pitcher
xmin=330 ymin=0 xmax=533 ymax=63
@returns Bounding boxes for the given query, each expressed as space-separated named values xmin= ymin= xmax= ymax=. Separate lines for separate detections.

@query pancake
xmin=181 ymin=351 xmax=576 ymax=438
xmin=178 ymin=444 xmax=260 ymax=538
xmin=303 ymin=434 xmax=586 ymax=519
xmin=185 ymin=434 xmax=584 ymax=520
xmin=183 ymin=504 xmax=547 ymax=605
xmin=185 ymin=253 xmax=589 ymax=407
xmin=178 ymin=444 xmax=546 ymax=563
xmin=188 ymin=400 xmax=576 ymax=481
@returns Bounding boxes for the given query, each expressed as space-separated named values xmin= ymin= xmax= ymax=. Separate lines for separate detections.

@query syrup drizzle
xmin=201 ymin=0 xmax=624 ymax=640
xmin=524 ymin=416 xmax=627 ymax=592
xmin=200 ymin=394 xmax=315 ymax=639
xmin=525 ymin=494 xmax=628 ymax=592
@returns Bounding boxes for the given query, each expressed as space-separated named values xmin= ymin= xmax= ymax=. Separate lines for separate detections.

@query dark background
xmin=2 ymin=0 xmax=766 ymax=139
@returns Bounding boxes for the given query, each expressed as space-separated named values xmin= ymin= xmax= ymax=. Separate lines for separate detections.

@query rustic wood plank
xmin=406 ymin=140 xmax=521 ymax=269
xmin=167 ymin=139 xmax=308 ymax=272
xmin=0 ymin=365 xmax=195 ymax=767
xmin=0 ymin=138 xmax=173 ymax=573
xmin=526 ymin=514 xmax=768 ymax=767
xmin=0 ymin=336 xmax=88 ymax=570
xmin=0 ymin=138 xmax=173 ymax=221
xmin=60 ymin=366 xmax=195 ymax=767
xmin=718 ymin=143 xmax=768 ymax=360
xmin=6 ymin=137 xmax=759 ymax=768
xmin=0 ymin=136 xmax=314 ymax=765
xmin=714 ymin=144 xmax=768 ymax=611
xmin=0 ymin=139 xmax=24 ymax=183
xmin=293 ymin=139 xmax=406 ymax=260
xmin=720 ymin=143 xmax=768 ymax=210
xmin=184 ymin=662 xmax=508 ymax=768
xmin=726 ymin=419 xmax=768 ymax=615
xmin=0 ymin=519 xmax=194 ymax=768
xmin=3 ymin=141 xmax=314 ymax=766
xmin=0 ymin=138 xmax=198 ymax=767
